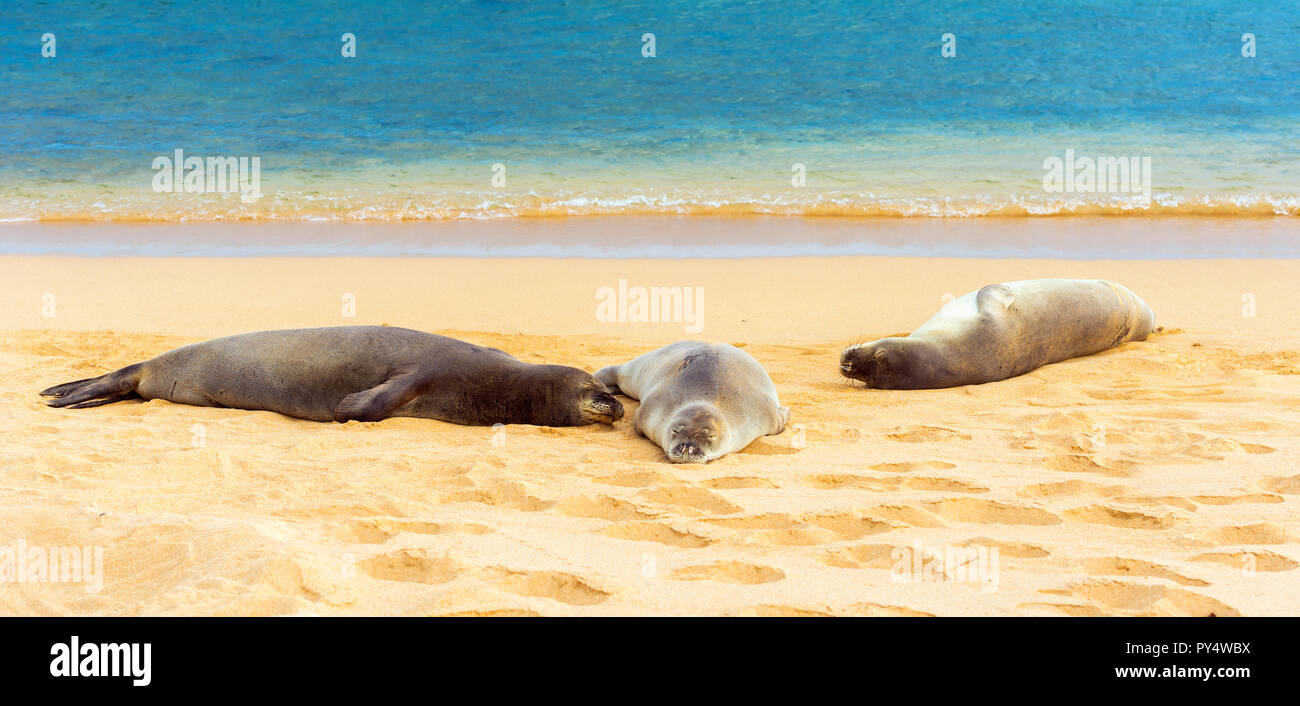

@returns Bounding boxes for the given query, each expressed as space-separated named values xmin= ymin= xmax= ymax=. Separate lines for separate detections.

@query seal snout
xmin=839 ymin=352 xmax=856 ymax=376
xmin=667 ymin=441 xmax=707 ymax=464
xmin=839 ymin=347 xmax=871 ymax=384
xmin=663 ymin=403 xmax=726 ymax=463
xmin=581 ymin=389 xmax=624 ymax=425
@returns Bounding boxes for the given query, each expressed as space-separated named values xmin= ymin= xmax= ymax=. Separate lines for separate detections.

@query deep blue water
xmin=0 ymin=0 xmax=1297 ymax=223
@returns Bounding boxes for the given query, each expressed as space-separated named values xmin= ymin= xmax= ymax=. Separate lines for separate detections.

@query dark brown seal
xmin=42 ymin=326 xmax=623 ymax=426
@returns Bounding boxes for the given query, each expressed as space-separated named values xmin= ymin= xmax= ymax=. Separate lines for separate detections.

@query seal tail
xmin=41 ymin=364 xmax=144 ymax=409
xmin=594 ymin=365 xmax=623 ymax=395
xmin=39 ymin=376 xmax=102 ymax=397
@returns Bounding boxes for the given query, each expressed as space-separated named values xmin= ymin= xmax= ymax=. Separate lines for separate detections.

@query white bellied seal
xmin=42 ymin=326 xmax=623 ymax=426
xmin=840 ymin=279 xmax=1155 ymax=389
xmin=596 ymin=341 xmax=790 ymax=463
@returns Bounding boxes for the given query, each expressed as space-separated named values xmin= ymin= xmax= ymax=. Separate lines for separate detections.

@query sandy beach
xmin=2 ymin=250 xmax=1298 ymax=616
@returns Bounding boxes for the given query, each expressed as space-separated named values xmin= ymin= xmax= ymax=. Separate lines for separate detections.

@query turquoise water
xmin=1 ymin=0 xmax=1298 ymax=222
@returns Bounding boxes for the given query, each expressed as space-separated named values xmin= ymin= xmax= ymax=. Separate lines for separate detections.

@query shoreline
xmin=1 ymin=216 xmax=1299 ymax=259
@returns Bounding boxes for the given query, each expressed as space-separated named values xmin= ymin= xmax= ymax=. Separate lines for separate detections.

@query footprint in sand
xmin=639 ymin=485 xmax=744 ymax=515
xmin=701 ymin=476 xmax=781 ymax=489
xmin=670 ymin=561 xmax=785 ymax=585
xmin=732 ymin=604 xmax=834 ymax=617
xmin=1062 ymin=505 xmax=1181 ymax=530
xmin=703 ymin=512 xmax=803 ymax=530
xmin=1042 ymin=453 xmax=1135 ymax=477
xmin=870 ymin=460 xmax=957 ymax=473
xmin=924 ymin=498 xmax=1061 ymax=525
xmin=733 ymin=438 xmax=801 ymax=456
xmin=601 ymin=521 xmax=715 ymax=548
xmin=1085 ymin=385 xmax=1226 ymax=402
xmin=959 ymin=537 xmax=1050 ymax=559
xmin=341 ymin=518 xmax=492 ymax=543
xmin=489 ymin=568 xmax=611 ymax=606
xmin=441 ymin=480 xmax=555 ymax=512
xmin=1080 ymin=557 xmax=1208 ymax=587
xmin=358 ymin=549 xmax=460 ymax=584
xmin=1041 ymin=579 xmax=1239 ymax=617
xmin=858 ymin=505 xmax=945 ymax=528
xmin=801 ymin=511 xmax=900 ymax=538
xmin=744 ymin=527 xmax=842 ymax=547
xmin=1019 ymin=482 xmax=1198 ymax=512
xmin=820 ymin=543 xmax=898 ymax=569
xmin=1019 ymin=480 xmax=1116 ymax=498
xmin=553 ymin=495 xmax=659 ymax=522
xmin=1191 ymin=493 xmax=1283 ymax=506
xmin=805 ymin=473 xmax=904 ymax=491
xmin=1190 ymin=550 xmax=1299 ymax=572
xmin=906 ymin=477 xmax=989 ymax=494
xmin=1197 ymin=523 xmax=1296 ymax=545
xmin=1261 ymin=475 xmax=1300 ymax=495
xmin=437 ymin=609 xmax=542 ymax=617
xmin=887 ymin=426 xmax=971 ymax=443
xmin=733 ymin=603 xmax=934 ymax=617
xmin=592 ymin=468 xmax=679 ymax=488
xmin=841 ymin=603 xmax=935 ymax=617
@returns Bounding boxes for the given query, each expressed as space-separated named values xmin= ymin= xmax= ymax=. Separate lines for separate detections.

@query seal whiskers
xmin=597 ymin=341 xmax=789 ymax=463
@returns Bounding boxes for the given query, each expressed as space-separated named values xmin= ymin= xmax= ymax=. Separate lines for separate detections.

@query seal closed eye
xmin=41 ymin=326 xmax=623 ymax=427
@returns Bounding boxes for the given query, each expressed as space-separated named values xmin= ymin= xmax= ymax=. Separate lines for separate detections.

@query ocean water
xmin=1 ymin=0 xmax=1298 ymax=223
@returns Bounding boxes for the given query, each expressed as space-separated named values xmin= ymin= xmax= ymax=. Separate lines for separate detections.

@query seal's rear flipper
xmin=594 ymin=365 xmax=623 ymax=394
xmin=40 ymin=376 xmax=101 ymax=398
xmin=44 ymin=364 xmax=144 ymax=408
xmin=65 ymin=392 xmax=141 ymax=409
xmin=332 ymin=368 xmax=428 ymax=423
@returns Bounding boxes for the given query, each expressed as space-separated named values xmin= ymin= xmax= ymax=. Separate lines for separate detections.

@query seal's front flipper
xmin=333 ymin=368 xmax=429 ymax=423
xmin=976 ymin=284 xmax=1016 ymax=312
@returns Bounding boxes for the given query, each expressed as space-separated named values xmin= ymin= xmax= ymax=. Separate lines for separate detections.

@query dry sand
xmin=1 ymin=253 xmax=1298 ymax=616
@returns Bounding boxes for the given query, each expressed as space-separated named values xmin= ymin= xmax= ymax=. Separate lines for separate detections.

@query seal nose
xmin=668 ymin=441 xmax=706 ymax=463
xmin=583 ymin=392 xmax=624 ymax=424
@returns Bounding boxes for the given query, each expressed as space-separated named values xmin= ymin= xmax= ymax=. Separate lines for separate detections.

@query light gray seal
xmin=840 ymin=278 xmax=1155 ymax=389
xmin=42 ymin=326 xmax=623 ymax=426
xmin=596 ymin=341 xmax=790 ymax=463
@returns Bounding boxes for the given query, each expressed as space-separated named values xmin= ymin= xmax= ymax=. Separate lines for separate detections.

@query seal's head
xmin=840 ymin=338 xmax=947 ymax=390
xmin=579 ymin=379 xmax=624 ymax=425
xmin=526 ymin=365 xmax=624 ymax=426
xmin=663 ymin=402 xmax=729 ymax=463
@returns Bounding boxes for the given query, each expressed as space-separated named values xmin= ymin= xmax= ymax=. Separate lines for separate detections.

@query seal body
xmin=42 ymin=326 xmax=623 ymax=426
xmin=596 ymin=341 xmax=790 ymax=463
xmin=840 ymin=279 xmax=1155 ymax=389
